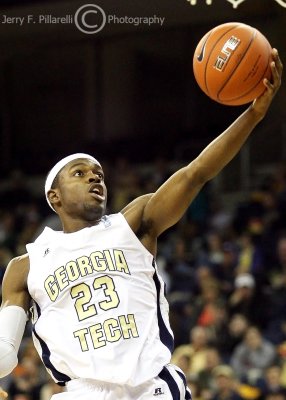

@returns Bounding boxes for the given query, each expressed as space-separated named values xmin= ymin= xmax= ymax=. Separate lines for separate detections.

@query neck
xmin=62 ymin=218 xmax=102 ymax=233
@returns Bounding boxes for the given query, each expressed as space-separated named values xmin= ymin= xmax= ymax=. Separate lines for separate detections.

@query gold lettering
xmin=114 ymin=250 xmax=130 ymax=274
xmin=77 ymin=256 xmax=93 ymax=276
xmin=74 ymin=328 xmax=89 ymax=351
xmin=44 ymin=275 xmax=59 ymax=301
xmin=90 ymin=251 xmax=107 ymax=271
xmin=118 ymin=314 xmax=139 ymax=339
xmin=44 ymin=249 xmax=131 ymax=298
xmin=103 ymin=318 xmax=121 ymax=342
xmin=66 ymin=261 xmax=80 ymax=282
xmin=89 ymin=324 xmax=106 ymax=349
xmin=54 ymin=266 xmax=68 ymax=291
xmin=103 ymin=250 xmax=115 ymax=271
xmin=71 ymin=283 xmax=96 ymax=321
xmin=73 ymin=314 xmax=139 ymax=352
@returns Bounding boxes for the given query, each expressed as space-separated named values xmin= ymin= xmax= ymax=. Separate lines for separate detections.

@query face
xmin=205 ymin=348 xmax=220 ymax=369
xmin=190 ymin=326 xmax=207 ymax=347
xmin=50 ymin=158 xmax=107 ymax=222
xmin=215 ymin=375 xmax=232 ymax=391
xmin=245 ymin=327 xmax=262 ymax=349
xmin=266 ymin=366 xmax=281 ymax=385
xmin=229 ymin=314 xmax=248 ymax=336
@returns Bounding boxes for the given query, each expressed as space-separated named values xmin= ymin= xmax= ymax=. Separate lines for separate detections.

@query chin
xmin=84 ymin=204 xmax=105 ymax=221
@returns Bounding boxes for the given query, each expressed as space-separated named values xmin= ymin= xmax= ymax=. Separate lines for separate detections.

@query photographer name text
xmin=1 ymin=14 xmax=73 ymax=26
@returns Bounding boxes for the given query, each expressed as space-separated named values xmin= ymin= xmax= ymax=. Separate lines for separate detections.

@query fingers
xmin=272 ymin=48 xmax=283 ymax=75
xmin=252 ymin=48 xmax=282 ymax=108
xmin=264 ymin=48 xmax=283 ymax=91
xmin=271 ymin=48 xmax=283 ymax=79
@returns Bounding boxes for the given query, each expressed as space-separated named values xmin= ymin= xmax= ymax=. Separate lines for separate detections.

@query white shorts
xmin=51 ymin=364 xmax=192 ymax=400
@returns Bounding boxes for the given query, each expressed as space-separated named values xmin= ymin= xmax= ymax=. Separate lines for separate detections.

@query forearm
xmin=0 ymin=306 xmax=27 ymax=377
xmin=190 ymin=105 xmax=262 ymax=183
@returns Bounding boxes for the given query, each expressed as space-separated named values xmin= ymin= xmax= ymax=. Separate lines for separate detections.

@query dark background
xmin=0 ymin=0 xmax=285 ymax=189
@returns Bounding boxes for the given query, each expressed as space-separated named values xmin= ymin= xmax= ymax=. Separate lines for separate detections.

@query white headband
xmin=45 ymin=153 xmax=100 ymax=210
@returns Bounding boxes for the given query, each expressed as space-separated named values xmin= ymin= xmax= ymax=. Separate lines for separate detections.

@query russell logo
xmin=154 ymin=387 xmax=164 ymax=396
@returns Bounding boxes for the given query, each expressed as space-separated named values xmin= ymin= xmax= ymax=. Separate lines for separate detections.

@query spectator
xmin=167 ymin=237 xmax=196 ymax=294
xmin=228 ymin=273 xmax=273 ymax=329
xmin=222 ymin=314 xmax=250 ymax=362
xmin=194 ymin=278 xmax=224 ymax=327
xmin=214 ymin=241 xmax=238 ymax=298
xmin=211 ymin=365 xmax=242 ymax=400
xmin=268 ymin=235 xmax=286 ymax=289
xmin=7 ymin=357 xmax=43 ymax=400
xmin=171 ymin=325 xmax=210 ymax=377
xmin=265 ymin=392 xmax=286 ymax=400
xmin=236 ymin=232 xmax=264 ymax=278
xmin=259 ymin=365 xmax=286 ymax=398
xmin=230 ymin=326 xmax=278 ymax=383
xmin=208 ymin=197 xmax=234 ymax=235
xmin=197 ymin=346 xmax=222 ymax=396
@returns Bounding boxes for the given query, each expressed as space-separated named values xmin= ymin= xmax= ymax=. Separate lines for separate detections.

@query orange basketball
xmin=193 ymin=22 xmax=272 ymax=106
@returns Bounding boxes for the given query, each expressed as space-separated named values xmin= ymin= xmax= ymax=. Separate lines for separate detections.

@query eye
xmin=74 ymin=170 xmax=84 ymax=177
xmin=97 ymin=172 xmax=104 ymax=179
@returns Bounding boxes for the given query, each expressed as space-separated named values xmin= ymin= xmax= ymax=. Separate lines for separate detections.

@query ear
xmin=47 ymin=188 xmax=60 ymax=208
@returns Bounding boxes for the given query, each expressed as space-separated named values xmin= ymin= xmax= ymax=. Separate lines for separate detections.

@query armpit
xmin=136 ymin=218 xmax=154 ymax=240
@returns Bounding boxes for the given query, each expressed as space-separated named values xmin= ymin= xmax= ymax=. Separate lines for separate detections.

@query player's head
xmin=45 ymin=153 xmax=107 ymax=221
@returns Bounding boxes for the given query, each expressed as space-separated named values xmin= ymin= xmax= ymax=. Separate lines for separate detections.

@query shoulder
xmin=121 ymin=193 xmax=153 ymax=216
xmin=4 ymin=254 xmax=30 ymax=285
xmin=7 ymin=253 xmax=29 ymax=269
xmin=121 ymin=193 xmax=154 ymax=233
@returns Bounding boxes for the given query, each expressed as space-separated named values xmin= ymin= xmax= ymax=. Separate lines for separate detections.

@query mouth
xmin=89 ymin=184 xmax=105 ymax=201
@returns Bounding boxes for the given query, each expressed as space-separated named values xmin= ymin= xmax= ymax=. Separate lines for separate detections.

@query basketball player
xmin=0 ymin=49 xmax=282 ymax=400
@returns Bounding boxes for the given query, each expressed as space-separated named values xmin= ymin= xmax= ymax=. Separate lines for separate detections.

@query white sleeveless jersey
xmin=26 ymin=213 xmax=174 ymax=387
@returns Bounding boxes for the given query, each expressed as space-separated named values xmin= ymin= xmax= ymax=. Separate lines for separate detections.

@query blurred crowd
xmin=1 ymin=157 xmax=286 ymax=400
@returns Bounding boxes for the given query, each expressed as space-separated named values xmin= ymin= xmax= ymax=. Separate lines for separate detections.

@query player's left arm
xmin=142 ymin=49 xmax=282 ymax=238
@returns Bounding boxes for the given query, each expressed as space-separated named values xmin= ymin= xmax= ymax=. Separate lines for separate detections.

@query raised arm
xmin=142 ymin=49 xmax=282 ymax=238
xmin=0 ymin=255 xmax=30 ymax=377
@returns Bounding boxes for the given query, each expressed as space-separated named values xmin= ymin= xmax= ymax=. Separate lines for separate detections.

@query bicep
xmin=1 ymin=256 xmax=30 ymax=311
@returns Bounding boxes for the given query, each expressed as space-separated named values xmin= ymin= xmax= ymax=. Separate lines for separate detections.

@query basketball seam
xmin=217 ymin=28 xmax=256 ymax=102
xmin=204 ymin=23 xmax=241 ymax=95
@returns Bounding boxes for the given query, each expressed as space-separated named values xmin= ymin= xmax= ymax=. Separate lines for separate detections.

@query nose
xmin=87 ymin=171 xmax=101 ymax=182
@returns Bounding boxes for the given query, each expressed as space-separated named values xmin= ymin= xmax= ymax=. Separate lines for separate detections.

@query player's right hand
xmin=251 ymin=48 xmax=283 ymax=118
